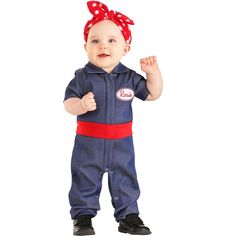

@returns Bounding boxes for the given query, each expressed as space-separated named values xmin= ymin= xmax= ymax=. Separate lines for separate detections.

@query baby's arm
xmin=64 ymin=92 xmax=96 ymax=115
xmin=140 ymin=56 xmax=163 ymax=101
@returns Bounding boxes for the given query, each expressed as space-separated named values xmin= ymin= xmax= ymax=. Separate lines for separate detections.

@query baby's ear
xmin=84 ymin=43 xmax=87 ymax=52
xmin=124 ymin=44 xmax=131 ymax=55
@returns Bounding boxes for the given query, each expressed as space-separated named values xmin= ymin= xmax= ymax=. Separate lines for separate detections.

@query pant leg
xmin=108 ymin=136 xmax=140 ymax=221
xmin=69 ymin=135 xmax=104 ymax=219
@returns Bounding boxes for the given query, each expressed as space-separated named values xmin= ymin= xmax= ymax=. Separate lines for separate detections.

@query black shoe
xmin=73 ymin=215 xmax=95 ymax=235
xmin=118 ymin=214 xmax=151 ymax=235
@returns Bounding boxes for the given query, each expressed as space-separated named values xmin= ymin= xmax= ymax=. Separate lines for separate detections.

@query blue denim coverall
xmin=64 ymin=62 xmax=149 ymax=221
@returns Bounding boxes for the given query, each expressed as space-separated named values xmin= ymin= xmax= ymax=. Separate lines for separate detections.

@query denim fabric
xmin=65 ymin=62 xmax=148 ymax=221
xmin=64 ymin=62 xmax=149 ymax=125
xmin=69 ymin=135 xmax=140 ymax=221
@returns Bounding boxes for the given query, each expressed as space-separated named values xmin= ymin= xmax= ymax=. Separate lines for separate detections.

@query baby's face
xmin=85 ymin=20 xmax=130 ymax=73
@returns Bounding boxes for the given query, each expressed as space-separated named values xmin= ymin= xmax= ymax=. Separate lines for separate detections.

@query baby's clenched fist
xmin=140 ymin=56 xmax=159 ymax=75
xmin=81 ymin=92 xmax=97 ymax=112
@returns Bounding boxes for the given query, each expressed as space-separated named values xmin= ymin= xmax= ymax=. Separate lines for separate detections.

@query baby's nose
xmin=99 ymin=43 xmax=107 ymax=49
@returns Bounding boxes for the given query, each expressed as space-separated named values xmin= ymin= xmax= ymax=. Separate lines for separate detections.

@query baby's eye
xmin=108 ymin=39 xmax=116 ymax=43
xmin=91 ymin=39 xmax=99 ymax=43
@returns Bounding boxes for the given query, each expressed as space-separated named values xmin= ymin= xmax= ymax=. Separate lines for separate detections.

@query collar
xmin=85 ymin=62 xmax=129 ymax=74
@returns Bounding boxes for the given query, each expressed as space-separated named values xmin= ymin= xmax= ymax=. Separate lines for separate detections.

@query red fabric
xmin=77 ymin=121 xmax=133 ymax=139
xmin=84 ymin=1 xmax=134 ymax=44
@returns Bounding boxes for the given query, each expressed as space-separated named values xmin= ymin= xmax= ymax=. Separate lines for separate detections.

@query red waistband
xmin=76 ymin=121 xmax=132 ymax=139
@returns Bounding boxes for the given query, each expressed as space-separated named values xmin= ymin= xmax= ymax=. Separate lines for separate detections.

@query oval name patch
xmin=116 ymin=88 xmax=134 ymax=101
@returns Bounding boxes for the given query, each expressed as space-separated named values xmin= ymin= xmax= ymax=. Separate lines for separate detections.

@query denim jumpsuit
xmin=64 ymin=62 xmax=149 ymax=221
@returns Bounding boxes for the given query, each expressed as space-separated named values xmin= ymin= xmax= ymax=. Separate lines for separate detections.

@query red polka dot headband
xmin=84 ymin=1 xmax=134 ymax=44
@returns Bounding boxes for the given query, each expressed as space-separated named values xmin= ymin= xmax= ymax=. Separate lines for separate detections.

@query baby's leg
xmin=69 ymin=135 xmax=104 ymax=219
xmin=108 ymin=136 xmax=140 ymax=221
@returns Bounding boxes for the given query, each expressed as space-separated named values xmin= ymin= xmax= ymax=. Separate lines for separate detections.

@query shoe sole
xmin=118 ymin=226 xmax=151 ymax=235
xmin=73 ymin=233 xmax=95 ymax=236
xmin=73 ymin=229 xmax=95 ymax=235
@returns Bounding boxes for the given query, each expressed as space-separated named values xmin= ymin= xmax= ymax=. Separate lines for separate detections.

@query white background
xmin=0 ymin=0 xmax=236 ymax=235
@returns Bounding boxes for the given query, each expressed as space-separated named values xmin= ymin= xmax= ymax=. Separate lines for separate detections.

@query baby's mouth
xmin=98 ymin=53 xmax=110 ymax=58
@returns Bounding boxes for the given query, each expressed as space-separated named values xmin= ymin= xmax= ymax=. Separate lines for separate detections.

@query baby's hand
xmin=81 ymin=92 xmax=97 ymax=112
xmin=140 ymin=56 xmax=158 ymax=74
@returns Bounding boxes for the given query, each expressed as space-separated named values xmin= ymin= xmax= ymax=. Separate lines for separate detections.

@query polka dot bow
xmin=84 ymin=1 xmax=134 ymax=44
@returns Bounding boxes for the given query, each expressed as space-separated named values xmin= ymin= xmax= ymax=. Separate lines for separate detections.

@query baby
xmin=64 ymin=1 xmax=163 ymax=235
